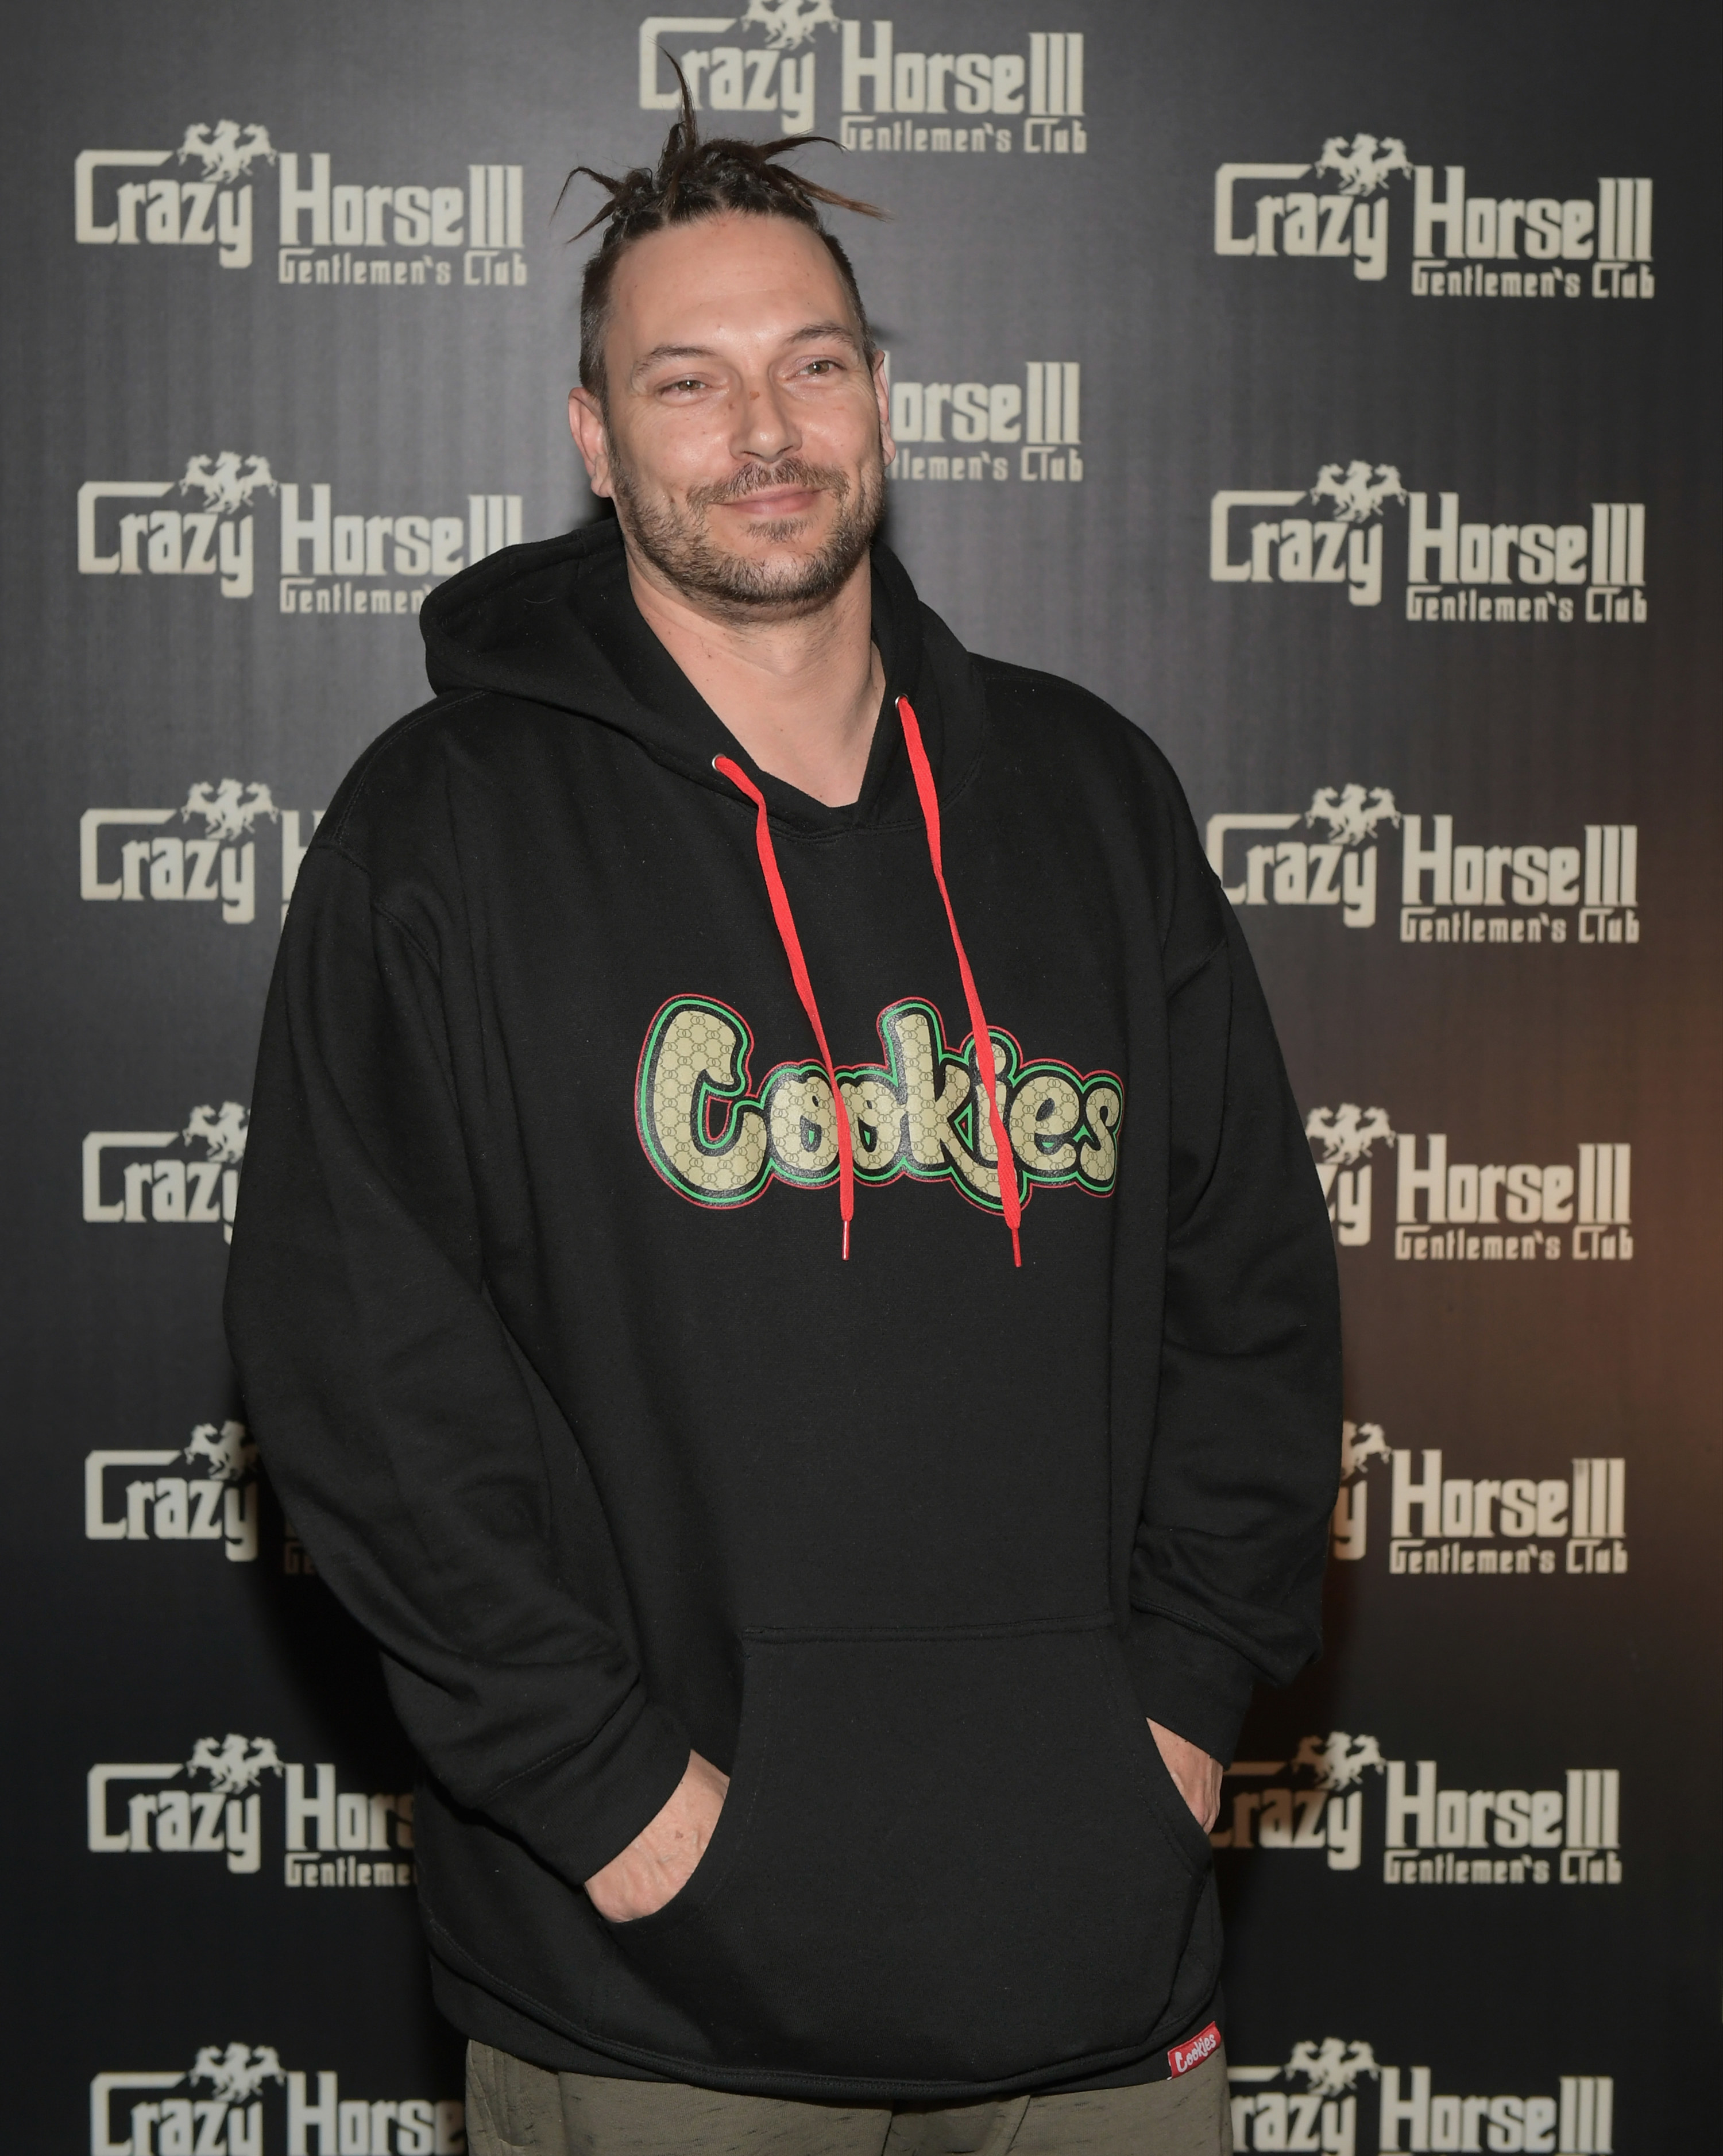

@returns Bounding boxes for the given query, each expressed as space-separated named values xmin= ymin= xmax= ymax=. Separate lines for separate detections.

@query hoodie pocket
xmin=596 ymin=1618 xmax=1212 ymax=2087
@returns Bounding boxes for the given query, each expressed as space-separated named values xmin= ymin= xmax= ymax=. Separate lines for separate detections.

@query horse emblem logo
xmin=1309 ymin=462 xmax=1408 ymax=526
xmin=190 ymin=2045 xmax=285 ymax=2104
xmin=1312 ymin=134 xmax=1412 ymax=196
xmin=176 ymin=123 xmax=276 ymax=186
xmin=180 ymin=779 xmax=279 ymax=841
xmin=186 ymin=1735 xmax=284 ymax=1796
xmin=1284 ymin=2038 xmax=1381 ymax=2096
xmin=184 ymin=1102 xmax=250 ymax=1166
xmin=177 ymin=454 xmax=277 ymax=517
xmin=1340 ymin=1421 xmax=1390 ymax=1480
xmin=1305 ymin=785 xmax=1400 ymax=848
xmin=1304 ymin=1105 xmax=1396 ymax=1167
xmin=740 ymin=0 xmax=837 ymax=47
xmin=184 ymin=1420 xmax=257 ymax=1485
xmin=1292 ymin=1732 xmax=1386 ymax=1792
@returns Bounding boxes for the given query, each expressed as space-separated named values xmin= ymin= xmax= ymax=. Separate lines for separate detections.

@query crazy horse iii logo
xmin=90 ymin=1734 xmax=418 ymax=1890
xmin=636 ymin=996 xmax=1122 ymax=1216
xmin=77 ymin=117 xmax=526 ymax=288
xmin=1229 ymin=2042 xmax=1616 ymax=2154
xmin=1211 ymin=789 xmax=1640 ymax=948
xmin=1218 ymin=1734 xmax=1627 ymax=1897
xmin=1218 ymin=127 xmax=1653 ymax=306
xmin=90 ymin=2047 xmax=464 ymax=2155
xmin=1303 ymin=1107 xmax=1636 ymax=1264
xmin=1212 ymin=469 xmax=1650 ymax=623
xmin=79 ymin=455 xmax=522 ymax=611
xmin=642 ymin=14 xmax=1088 ymax=159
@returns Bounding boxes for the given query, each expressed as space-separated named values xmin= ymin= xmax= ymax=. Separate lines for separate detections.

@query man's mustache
xmin=687 ymin=459 xmax=851 ymax=510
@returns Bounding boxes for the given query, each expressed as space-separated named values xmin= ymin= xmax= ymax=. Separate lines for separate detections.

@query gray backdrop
xmin=5 ymin=3 xmax=1718 ymax=2150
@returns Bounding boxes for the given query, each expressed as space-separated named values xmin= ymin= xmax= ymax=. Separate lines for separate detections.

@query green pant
xmin=467 ymin=2040 xmax=1233 ymax=2156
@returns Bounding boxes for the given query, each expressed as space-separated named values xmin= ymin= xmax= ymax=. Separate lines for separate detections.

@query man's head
xmin=565 ymin=98 xmax=893 ymax=623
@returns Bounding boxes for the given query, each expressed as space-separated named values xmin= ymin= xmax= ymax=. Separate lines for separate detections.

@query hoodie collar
xmin=420 ymin=518 xmax=981 ymax=833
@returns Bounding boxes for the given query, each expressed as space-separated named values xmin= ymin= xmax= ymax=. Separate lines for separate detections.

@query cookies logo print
xmin=636 ymin=996 xmax=1122 ymax=1216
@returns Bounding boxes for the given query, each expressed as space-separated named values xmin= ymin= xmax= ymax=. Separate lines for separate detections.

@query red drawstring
xmin=894 ymin=696 xmax=1022 ymax=1266
xmin=714 ymin=698 xmax=1021 ymax=1268
xmin=713 ymin=755 xmax=856 ymax=1258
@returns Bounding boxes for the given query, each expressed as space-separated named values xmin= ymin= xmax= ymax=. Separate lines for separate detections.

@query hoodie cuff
xmin=489 ymin=1691 xmax=693 ymax=1890
xmin=1121 ymin=1609 xmax=1259 ymax=1767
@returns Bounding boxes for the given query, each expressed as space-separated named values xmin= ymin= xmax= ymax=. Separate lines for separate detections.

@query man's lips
xmin=718 ymin=486 xmax=825 ymax=517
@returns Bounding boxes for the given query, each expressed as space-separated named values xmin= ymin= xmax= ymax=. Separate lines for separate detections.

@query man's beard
xmin=608 ymin=444 xmax=885 ymax=621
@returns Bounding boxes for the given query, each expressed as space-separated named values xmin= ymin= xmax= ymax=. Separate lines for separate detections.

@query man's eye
xmin=801 ymin=359 xmax=839 ymax=376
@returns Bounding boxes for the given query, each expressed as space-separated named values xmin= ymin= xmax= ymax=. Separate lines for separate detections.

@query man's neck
xmin=624 ymin=549 xmax=882 ymax=809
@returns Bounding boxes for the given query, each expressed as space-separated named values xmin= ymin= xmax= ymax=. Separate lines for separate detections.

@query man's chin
xmin=659 ymin=535 xmax=867 ymax=617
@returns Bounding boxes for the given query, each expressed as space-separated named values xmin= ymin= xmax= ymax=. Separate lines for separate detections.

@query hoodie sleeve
xmin=1119 ymin=894 xmax=1343 ymax=1768
xmin=223 ymin=837 xmax=691 ymax=1888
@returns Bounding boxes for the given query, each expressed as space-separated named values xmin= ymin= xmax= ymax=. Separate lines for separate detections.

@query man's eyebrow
xmin=782 ymin=320 xmax=864 ymax=349
xmin=631 ymin=322 xmax=865 ymax=380
xmin=633 ymin=343 xmax=717 ymax=373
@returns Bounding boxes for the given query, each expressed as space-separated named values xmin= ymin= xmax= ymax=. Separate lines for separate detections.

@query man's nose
xmin=729 ymin=375 xmax=799 ymax=464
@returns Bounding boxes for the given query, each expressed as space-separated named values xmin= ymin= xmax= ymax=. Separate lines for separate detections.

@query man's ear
xmin=569 ymin=387 xmax=615 ymax=500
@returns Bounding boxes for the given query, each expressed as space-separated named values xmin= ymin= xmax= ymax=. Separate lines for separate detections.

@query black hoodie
xmin=224 ymin=520 xmax=1340 ymax=2104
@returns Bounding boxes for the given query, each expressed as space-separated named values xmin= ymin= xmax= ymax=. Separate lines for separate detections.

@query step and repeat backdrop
xmin=5 ymin=2 xmax=1718 ymax=2149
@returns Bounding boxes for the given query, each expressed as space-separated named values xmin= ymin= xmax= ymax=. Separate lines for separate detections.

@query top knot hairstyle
xmin=561 ymin=64 xmax=887 ymax=404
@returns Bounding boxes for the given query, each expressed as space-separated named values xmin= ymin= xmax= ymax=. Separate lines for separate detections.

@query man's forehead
xmin=612 ymin=216 xmax=859 ymax=345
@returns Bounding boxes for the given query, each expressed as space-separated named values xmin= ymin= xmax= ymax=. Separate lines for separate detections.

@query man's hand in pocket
xmin=584 ymin=1750 xmax=730 ymax=1922
xmin=1149 ymin=1720 xmax=1223 ymax=1834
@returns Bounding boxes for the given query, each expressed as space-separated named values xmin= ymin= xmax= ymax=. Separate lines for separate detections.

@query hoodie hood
xmin=420 ymin=516 xmax=980 ymax=832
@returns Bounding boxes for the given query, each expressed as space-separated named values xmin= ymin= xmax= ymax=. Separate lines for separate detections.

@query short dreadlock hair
xmin=562 ymin=67 xmax=886 ymax=405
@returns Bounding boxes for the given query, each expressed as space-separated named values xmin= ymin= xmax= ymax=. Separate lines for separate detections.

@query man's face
xmin=569 ymin=212 xmax=893 ymax=621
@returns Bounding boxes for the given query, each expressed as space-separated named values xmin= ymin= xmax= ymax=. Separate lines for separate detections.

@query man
xmin=226 ymin=99 xmax=1340 ymax=2156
